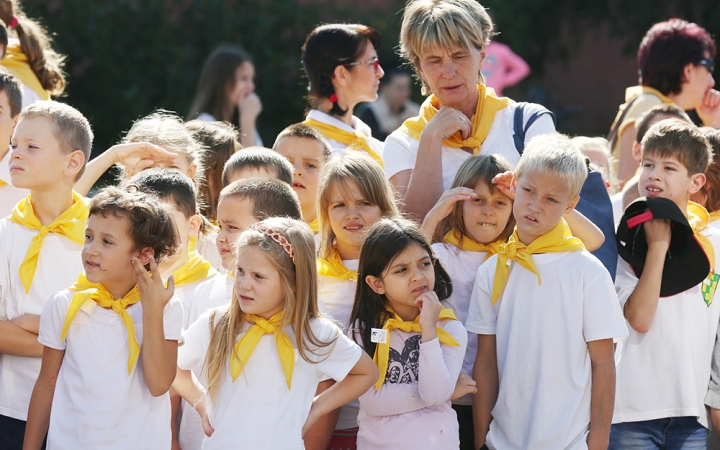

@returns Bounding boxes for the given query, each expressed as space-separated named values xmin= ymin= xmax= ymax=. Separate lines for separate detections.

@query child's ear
xmin=632 ymin=142 xmax=642 ymax=161
xmin=365 ymin=275 xmax=386 ymax=295
xmin=65 ymin=150 xmax=86 ymax=177
xmin=188 ymin=215 xmax=202 ymax=237
xmin=688 ymin=172 xmax=707 ymax=195
xmin=136 ymin=247 xmax=155 ymax=266
xmin=187 ymin=163 xmax=197 ymax=180
xmin=565 ymin=195 xmax=580 ymax=214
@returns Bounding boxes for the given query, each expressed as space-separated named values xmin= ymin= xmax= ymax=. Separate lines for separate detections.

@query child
xmin=23 ymin=187 xmax=183 ymax=449
xmin=222 ymin=146 xmax=293 ymax=186
xmin=273 ymin=123 xmax=332 ymax=234
xmin=350 ymin=217 xmax=468 ymax=449
xmin=173 ymin=217 xmax=378 ymax=449
xmin=692 ymin=128 xmax=720 ymax=229
xmin=571 ymin=136 xmax=615 ymax=192
xmin=0 ymin=100 xmax=92 ymax=449
xmin=186 ymin=120 xmax=240 ymax=223
xmin=468 ymin=134 xmax=627 ymax=449
xmin=612 ymin=120 xmax=720 ymax=448
xmin=0 ymin=67 xmax=24 ymax=216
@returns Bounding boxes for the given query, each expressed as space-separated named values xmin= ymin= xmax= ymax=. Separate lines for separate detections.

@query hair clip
xmin=249 ymin=223 xmax=296 ymax=264
xmin=9 ymin=16 xmax=18 ymax=29
xmin=329 ymin=93 xmax=338 ymax=103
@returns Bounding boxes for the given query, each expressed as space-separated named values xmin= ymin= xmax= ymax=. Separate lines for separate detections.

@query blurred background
xmin=22 ymin=0 xmax=719 ymax=153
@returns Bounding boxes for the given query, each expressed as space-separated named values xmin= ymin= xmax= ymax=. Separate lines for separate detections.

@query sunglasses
xmin=699 ymin=57 xmax=715 ymax=72
xmin=345 ymin=56 xmax=381 ymax=72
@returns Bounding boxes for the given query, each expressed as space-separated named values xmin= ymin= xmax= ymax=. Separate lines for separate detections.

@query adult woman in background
xmin=384 ymin=0 xmax=555 ymax=220
xmin=358 ymin=68 xmax=420 ymax=141
xmin=301 ymin=24 xmax=385 ymax=166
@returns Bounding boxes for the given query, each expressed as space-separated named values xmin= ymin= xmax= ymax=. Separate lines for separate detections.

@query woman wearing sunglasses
xmin=301 ymin=24 xmax=385 ymax=166
xmin=609 ymin=19 xmax=718 ymax=189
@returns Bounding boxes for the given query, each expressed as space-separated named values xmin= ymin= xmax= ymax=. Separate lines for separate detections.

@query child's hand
xmin=193 ymin=396 xmax=215 ymax=437
xmin=133 ymin=256 xmax=175 ymax=318
xmin=422 ymin=187 xmax=477 ymax=239
xmin=643 ymin=217 xmax=671 ymax=251
xmin=10 ymin=314 xmax=40 ymax=334
xmin=415 ymin=291 xmax=442 ymax=330
xmin=450 ymin=372 xmax=477 ymax=400
xmin=492 ymin=171 xmax=516 ymax=200
xmin=110 ymin=142 xmax=178 ymax=178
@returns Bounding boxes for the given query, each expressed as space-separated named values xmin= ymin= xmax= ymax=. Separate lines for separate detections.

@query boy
xmin=0 ymin=68 xmax=24 ymax=216
xmin=612 ymin=120 xmax=720 ymax=448
xmin=222 ymin=146 xmax=293 ymax=186
xmin=468 ymin=134 xmax=628 ymax=449
xmin=0 ymin=100 xmax=92 ymax=449
xmin=273 ymin=123 xmax=332 ymax=233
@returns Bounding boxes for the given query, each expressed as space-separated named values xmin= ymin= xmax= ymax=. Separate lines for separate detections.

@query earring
xmin=421 ymin=80 xmax=430 ymax=96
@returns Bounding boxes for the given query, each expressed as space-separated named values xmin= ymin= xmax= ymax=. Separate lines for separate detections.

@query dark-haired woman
xmin=301 ymin=24 xmax=385 ymax=168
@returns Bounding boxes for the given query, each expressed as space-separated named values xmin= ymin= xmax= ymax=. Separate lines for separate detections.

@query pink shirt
xmin=482 ymin=42 xmax=530 ymax=97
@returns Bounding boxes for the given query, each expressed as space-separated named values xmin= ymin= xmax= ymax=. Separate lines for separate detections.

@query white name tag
xmin=370 ymin=328 xmax=388 ymax=344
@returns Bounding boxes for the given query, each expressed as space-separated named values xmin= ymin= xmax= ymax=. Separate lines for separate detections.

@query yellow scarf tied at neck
xmin=400 ymin=85 xmax=511 ymax=154
xmin=308 ymin=217 xmax=319 ymax=234
xmin=492 ymin=219 xmax=585 ymax=304
xmin=687 ymin=202 xmax=716 ymax=271
xmin=373 ymin=307 xmax=460 ymax=390
xmin=709 ymin=211 xmax=720 ymax=225
xmin=0 ymin=179 xmax=6 ymax=186
xmin=0 ymin=44 xmax=51 ymax=101
xmin=10 ymin=191 xmax=89 ymax=293
xmin=61 ymin=273 xmax=141 ymax=374
xmin=231 ymin=311 xmax=295 ymax=389
xmin=443 ymin=230 xmax=504 ymax=260
xmin=172 ymin=251 xmax=218 ymax=286
xmin=303 ymin=118 xmax=384 ymax=168
xmin=317 ymin=247 xmax=357 ymax=281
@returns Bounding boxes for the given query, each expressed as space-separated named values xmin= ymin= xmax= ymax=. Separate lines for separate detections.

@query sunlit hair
xmin=273 ymin=122 xmax=333 ymax=160
xmin=571 ymin=136 xmax=617 ymax=193
xmin=641 ymin=119 xmax=712 ymax=176
xmin=202 ymin=217 xmax=335 ymax=401
xmin=635 ymin=103 xmax=692 ymax=144
xmin=317 ymin=153 xmax=399 ymax=259
xmin=349 ymin=217 xmax=452 ymax=357
xmin=400 ymin=0 xmax=493 ymax=90
xmin=124 ymin=168 xmax=197 ymax=219
xmin=433 ymin=155 xmax=515 ymax=245
xmin=222 ymin=147 xmax=294 ymax=186
xmin=0 ymin=67 xmax=22 ymax=117
xmin=515 ymin=133 xmax=587 ymax=199
xmin=218 ymin=177 xmax=302 ymax=222
xmin=696 ymin=128 xmax=720 ymax=212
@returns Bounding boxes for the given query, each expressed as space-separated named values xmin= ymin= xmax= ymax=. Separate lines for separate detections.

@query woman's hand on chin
xmin=422 ymin=106 xmax=472 ymax=141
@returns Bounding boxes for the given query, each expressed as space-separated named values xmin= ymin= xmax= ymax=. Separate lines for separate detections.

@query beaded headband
xmin=248 ymin=223 xmax=296 ymax=264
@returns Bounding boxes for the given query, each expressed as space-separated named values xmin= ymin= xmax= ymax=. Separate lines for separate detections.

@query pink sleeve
xmin=486 ymin=42 xmax=530 ymax=90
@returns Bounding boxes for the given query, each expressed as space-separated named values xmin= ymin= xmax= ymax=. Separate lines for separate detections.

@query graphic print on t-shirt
xmin=386 ymin=335 xmax=420 ymax=384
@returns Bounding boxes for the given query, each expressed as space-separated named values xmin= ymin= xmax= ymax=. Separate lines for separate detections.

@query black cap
xmin=616 ymin=196 xmax=710 ymax=297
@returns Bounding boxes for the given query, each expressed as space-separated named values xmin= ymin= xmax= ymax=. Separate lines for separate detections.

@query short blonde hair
xmin=516 ymin=134 xmax=587 ymax=199
xmin=400 ymin=0 xmax=493 ymax=86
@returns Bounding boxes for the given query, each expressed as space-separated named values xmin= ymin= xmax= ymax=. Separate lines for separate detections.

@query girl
xmin=187 ymin=45 xmax=262 ymax=148
xmin=173 ymin=217 xmax=377 ymax=449
xmin=24 ymin=187 xmax=183 ymax=449
xmin=350 ymin=217 xmax=467 ymax=450
xmin=301 ymin=24 xmax=385 ymax=166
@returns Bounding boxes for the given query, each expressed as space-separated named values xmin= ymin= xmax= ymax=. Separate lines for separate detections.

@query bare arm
xmin=565 ymin=209 xmax=604 ymax=252
xmin=420 ymin=187 xmax=477 ymax=241
xmin=23 ymin=347 xmax=65 ymax=450
xmin=10 ymin=314 xmax=40 ymax=334
xmin=617 ymin=124 xmax=639 ymax=190
xmin=239 ymin=93 xmax=262 ymax=148
xmin=0 ymin=319 xmax=43 ymax=357
xmin=172 ymin=368 xmax=214 ymax=437
xmin=473 ymin=334 xmax=498 ymax=450
xmin=302 ymin=380 xmax=340 ymax=450
xmin=587 ymin=338 xmax=615 ymax=450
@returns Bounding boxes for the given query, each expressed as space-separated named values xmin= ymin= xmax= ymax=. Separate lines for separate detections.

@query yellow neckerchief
xmin=709 ymin=210 xmax=720 ymax=225
xmin=61 ymin=273 xmax=141 ymax=374
xmin=373 ymin=307 xmax=460 ymax=390
xmin=303 ymin=118 xmax=384 ymax=168
xmin=317 ymin=247 xmax=357 ymax=281
xmin=0 ymin=44 xmax=50 ymax=100
xmin=624 ymin=85 xmax=675 ymax=105
xmin=188 ymin=235 xmax=197 ymax=252
xmin=399 ymin=85 xmax=512 ymax=154
xmin=492 ymin=219 xmax=585 ymax=304
xmin=10 ymin=191 xmax=88 ymax=293
xmin=308 ymin=217 xmax=319 ymax=234
xmin=231 ymin=311 xmax=294 ymax=389
xmin=443 ymin=230 xmax=504 ymax=260
xmin=687 ymin=201 xmax=716 ymax=271
xmin=171 ymin=251 xmax=218 ymax=286
xmin=0 ymin=180 xmax=6 ymax=186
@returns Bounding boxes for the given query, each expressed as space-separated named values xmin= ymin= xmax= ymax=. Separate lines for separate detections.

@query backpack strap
xmin=513 ymin=102 xmax=556 ymax=154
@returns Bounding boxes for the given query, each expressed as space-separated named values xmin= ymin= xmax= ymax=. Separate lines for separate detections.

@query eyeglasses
xmin=345 ymin=56 xmax=381 ymax=72
xmin=699 ymin=57 xmax=715 ymax=72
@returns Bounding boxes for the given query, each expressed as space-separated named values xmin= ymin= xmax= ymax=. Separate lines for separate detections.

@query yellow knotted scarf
xmin=317 ymin=247 xmax=357 ymax=281
xmin=687 ymin=202 xmax=716 ymax=271
xmin=399 ymin=85 xmax=511 ymax=154
xmin=492 ymin=219 xmax=585 ymax=304
xmin=443 ymin=230 xmax=504 ymax=260
xmin=709 ymin=211 xmax=720 ymax=225
xmin=231 ymin=311 xmax=294 ymax=389
xmin=0 ymin=179 xmax=6 ymax=186
xmin=10 ymin=191 xmax=88 ymax=293
xmin=0 ymin=44 xmax=51 ymax=100
xmin=308 ymin=217 xmax=319 ymax=234
xmin=171 ymin=251 xmax=218 ymax=286
xmin=303 ymin=118 xmax=384 ymax=168
xmin=61 ymin=273 xmax=141 ymax=374
xmin=373 ymin=307 xmax=460 ymax=390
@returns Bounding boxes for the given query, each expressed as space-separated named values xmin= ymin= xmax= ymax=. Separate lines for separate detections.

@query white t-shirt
xmin=184 ymin=273 xmax=233 ymax=329
xmin=466 ymin=250 xmax=628 ymax=450
xmin=0 ymin=151 xmax=28 ymax=218
xmin=432 ymin=242 xmax=488 ymax=406
xmin=195 ymin=232 xmax=223 ymax=272
xmin=305 ymin=110 xmax=384 ymax=159
xmin=383 ymin=103 xmax=555 ymax=189
xmin=613 ymin=227 xmax=720 ymax=428
xmin=709 ymin=218 xmax=720 ymax=232
xmin=356 ymin=318 xmax=468 ymax=450
xmin=175 ymin=272 xmax=223 ymax=330
xmin=178 ymin=311 xmax=362 ymax=450
xmin=0 ymin=218 xmax=84 ymax=420
xmin=38 ymin=289 xmax=184 ymax=449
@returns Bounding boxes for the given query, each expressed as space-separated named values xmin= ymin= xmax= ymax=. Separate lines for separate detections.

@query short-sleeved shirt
xmin=38 ymin=289 xmax=184 ymax=449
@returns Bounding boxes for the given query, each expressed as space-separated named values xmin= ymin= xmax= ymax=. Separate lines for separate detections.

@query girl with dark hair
xmin=349 ymin=217 xmax=468 ymax=450
xmin=188 ymin=46 xmax=262 ymax=148
xmin=301 ymin=24 xmax=385 ymax=167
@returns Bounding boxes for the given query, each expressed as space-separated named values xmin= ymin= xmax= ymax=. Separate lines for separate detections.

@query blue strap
xmin=513 ymin=102 xmax=556 ymax=154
